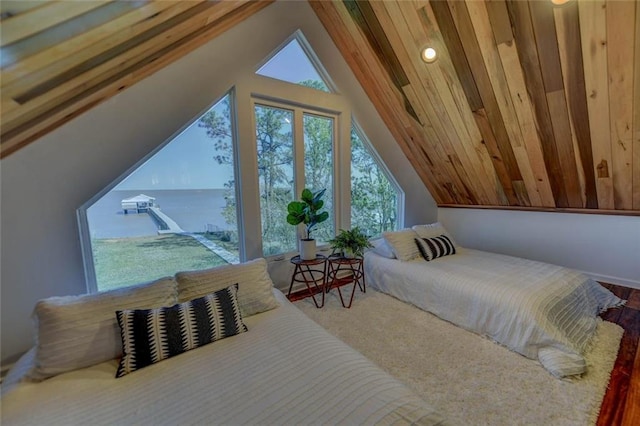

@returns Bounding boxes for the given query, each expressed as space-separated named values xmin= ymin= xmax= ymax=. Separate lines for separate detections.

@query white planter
xmin=343 ymin=248 xmax=355 ymax=259
xmin=300 ymin=239 xmax=317 ymax=260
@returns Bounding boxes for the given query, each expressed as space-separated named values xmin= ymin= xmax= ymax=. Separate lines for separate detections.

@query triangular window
xmin=256 ymin=34 xmax=331 ymax=93
xmin=81 ymin=93 xmax=240 ymax=292
xmin=350 ymin=123 xmax=402 ymax=237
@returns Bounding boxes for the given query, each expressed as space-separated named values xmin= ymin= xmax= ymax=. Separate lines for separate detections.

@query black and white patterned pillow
xmin=115 ymin=283 xmax=247 ymax=378
xmin=414 ymin=235 xmax=456 ymax=261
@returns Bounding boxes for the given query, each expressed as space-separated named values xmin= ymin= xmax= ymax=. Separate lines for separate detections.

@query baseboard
xmin=584 ymin=271 xmax=640 ymax=290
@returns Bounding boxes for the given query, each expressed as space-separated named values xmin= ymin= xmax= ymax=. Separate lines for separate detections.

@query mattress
xmin=1 ymin=290 xmax=447 ymax=426
xmin=365 ymin=248 xmax=624 ymax=377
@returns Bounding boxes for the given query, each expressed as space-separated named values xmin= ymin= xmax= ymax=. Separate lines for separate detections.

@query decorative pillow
xmin=28 ymin=276 xmax=177 ymax=381
xmin=414 ymin=235 xmax=456 ymax=261
xmin=175 ymin=258 xmax=278 ymax=317
xmin=369 ymin=238 xmax=396 ymax=259
xmin=382 ymin=229 xmax=422 ymax=261
xmin=412 ymin=222 xmax=458 ymax=247
xmin=116 ymin=284 xmax=247 ymax=378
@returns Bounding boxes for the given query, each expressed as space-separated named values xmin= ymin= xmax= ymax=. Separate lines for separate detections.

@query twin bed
xmin=1 ymin=259 xmax=447 ymax=425
xmin=367 ymin=223 xmax=624 ymax=378
xmin=2 ymin=224 xmax=624 ymax=424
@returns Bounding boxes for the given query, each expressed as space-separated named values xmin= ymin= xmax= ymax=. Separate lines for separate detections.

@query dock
xmin=148 ymin=207 xmax=184 ymax=233
xmin=147 ymin=206 xmax=238 ymax=263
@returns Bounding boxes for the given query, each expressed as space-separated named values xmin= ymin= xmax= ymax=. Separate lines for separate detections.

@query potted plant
xmin=329 ymin=227 xmax=373 ymax=258
xmin=287 ymin=188 xmax=329 ymax=260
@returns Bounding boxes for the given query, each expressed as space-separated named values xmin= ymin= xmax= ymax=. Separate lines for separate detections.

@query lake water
xmin=87 ymin=189 xmax=234 ymax=238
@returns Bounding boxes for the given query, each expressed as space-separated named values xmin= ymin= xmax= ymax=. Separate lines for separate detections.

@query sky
xmin=116 ymin=38 xmax=326 ymax=191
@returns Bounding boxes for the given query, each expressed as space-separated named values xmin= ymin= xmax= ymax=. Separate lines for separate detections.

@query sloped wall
xmin=0 ymin=0 xmax=436 ymax=364
xmin=311 ymin=0 xmax=640 ymax=213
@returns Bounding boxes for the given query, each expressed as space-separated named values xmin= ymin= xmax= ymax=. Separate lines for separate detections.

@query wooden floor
xmin=598 ymin=283 xmax=640 ymax=426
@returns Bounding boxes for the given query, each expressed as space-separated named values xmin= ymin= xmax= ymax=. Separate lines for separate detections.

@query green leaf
xmin=301 ymin=188 xmax=313 ymax=203
xmin=316 ymin=211 xmax=329 ymax=223
xmin=287 ymin=201 xmax=304 ymax=214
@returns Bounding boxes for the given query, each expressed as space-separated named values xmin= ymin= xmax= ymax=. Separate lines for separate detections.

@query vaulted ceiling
xmin=311 ymin=0 xmax=640 ymax=214
xmin=1 ymin=0 xmax=639 ymax=215
xmin=0 ymin=0 xmax=273 ymax=156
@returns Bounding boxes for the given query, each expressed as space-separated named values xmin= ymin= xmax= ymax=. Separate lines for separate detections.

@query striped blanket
xmin=365 ymin=248 xmax=624 ymax=377
xmin=2 ymin=291 xmax=447 ymax=425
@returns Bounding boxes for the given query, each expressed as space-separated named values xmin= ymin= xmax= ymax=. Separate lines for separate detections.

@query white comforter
xmin=1 ymin=291 xmax=448 ymax=426
xmin=365 ymin=248 xmax=624 ymax=377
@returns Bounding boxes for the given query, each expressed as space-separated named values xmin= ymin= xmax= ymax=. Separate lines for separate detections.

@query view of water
xmin=87 ymin=189 xmax=234 ymax=238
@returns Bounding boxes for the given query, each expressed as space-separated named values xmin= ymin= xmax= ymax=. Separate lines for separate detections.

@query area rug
xmin=295 ymin=289 xmax=624 ymax=426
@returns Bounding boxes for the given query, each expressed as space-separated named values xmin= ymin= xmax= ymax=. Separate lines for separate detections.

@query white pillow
xmin=412 ymin=222 xmax=459 ymax=247
xmin=175 ymin=258 xmax=278 ymax=317
xmin=382 ymin=229 xmax=422 ymax=261
xmin=370 ymin=238 xmax=396 ymax=259
xmin=28 ymin=276 xmax=178 ymax=381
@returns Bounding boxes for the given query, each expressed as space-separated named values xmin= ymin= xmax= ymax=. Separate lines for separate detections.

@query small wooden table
xmin=326 ymin=254 xmax=365 ymax=308
xmin=287 ymin=254 xmax=327 ymax=308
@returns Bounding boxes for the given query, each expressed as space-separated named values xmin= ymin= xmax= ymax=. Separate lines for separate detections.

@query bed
xmin=366 ymin=224 xmax=625 ymax=378
xmin=1 ymin=259 xmax=448 ymax=425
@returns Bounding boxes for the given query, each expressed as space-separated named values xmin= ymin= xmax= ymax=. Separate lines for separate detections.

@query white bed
xmin=365 ymin=243 xmax=624 ymax=377
xmin=1 ymin=290 xmax=447 ymax=425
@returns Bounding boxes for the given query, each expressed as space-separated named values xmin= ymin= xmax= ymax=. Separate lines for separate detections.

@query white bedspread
xmin=365 ymin=248 xmax=624 ymax=376
xmin=1 ymin=291 xmax=448 ymax=426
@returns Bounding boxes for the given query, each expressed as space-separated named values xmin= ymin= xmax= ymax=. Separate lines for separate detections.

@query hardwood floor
xmin=598 ymin=283 xmax=640 ymax=426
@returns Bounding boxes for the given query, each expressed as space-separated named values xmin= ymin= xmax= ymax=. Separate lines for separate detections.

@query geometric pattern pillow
xmin=115 ymin=284 xmax=247 ymax=378
xmin=414 ymin=235 xmax=456 ymax=261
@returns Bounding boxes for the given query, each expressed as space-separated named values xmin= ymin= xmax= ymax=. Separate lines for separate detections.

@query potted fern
xmin=329 ymin=227 xmax=373 ymax=258
xmin=287 ymin=188 xmax=329 ymax=260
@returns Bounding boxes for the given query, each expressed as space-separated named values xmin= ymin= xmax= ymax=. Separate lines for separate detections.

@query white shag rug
xmin=295 ymin=289 xmax=624 ymax=426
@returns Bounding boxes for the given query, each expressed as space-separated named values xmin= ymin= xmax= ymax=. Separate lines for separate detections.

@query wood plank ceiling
xmin=0 ymin=0 xmax=272 ymax=158
xmin=310 ymin=0 xmax=640 ymax=214
xmin=1 ymin=0 xmax=638 ymax=215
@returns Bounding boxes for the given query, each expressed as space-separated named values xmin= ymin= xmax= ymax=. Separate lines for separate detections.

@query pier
xmin=148 ymin=207 xmax=184 ymax=233
xmin=147 ymin=206 xmax=238 ymax=263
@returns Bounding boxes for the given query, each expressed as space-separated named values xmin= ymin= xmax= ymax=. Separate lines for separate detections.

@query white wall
xmin=0 ymin=1 xmax=436 ymax=363
xmin=439 ymin=207 xmax=640 ymax=288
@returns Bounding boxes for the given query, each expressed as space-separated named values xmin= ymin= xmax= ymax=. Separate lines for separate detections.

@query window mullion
xmin=293 ymin=107 xmax=306 ymax=240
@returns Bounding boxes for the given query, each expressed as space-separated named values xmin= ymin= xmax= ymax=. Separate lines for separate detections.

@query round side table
xmin=326 ymin=254 xmax=365 ymax=308
xmin=287 ymin=254 xmax=327 ymax=308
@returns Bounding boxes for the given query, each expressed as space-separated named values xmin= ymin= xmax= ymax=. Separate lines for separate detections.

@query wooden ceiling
xmin=0 ymin=0 xmax=272 ymax=158
xmin=1 ymin=0 xmax=639 ymax=215
xmin=311 ymin=0 xmax=640 ymax=214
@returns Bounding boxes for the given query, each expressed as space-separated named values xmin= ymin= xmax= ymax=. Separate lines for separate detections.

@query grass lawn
xmin=200 ymin=233 xmax=240 ymax=257
xmin=93 ymin=234 xmax=229 ymax=291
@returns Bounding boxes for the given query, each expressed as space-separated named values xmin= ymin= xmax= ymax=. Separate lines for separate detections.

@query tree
xmin=299 ymin=79 xmax=334 ymax=243
xmin=198 ymin=96 xmax=238 ymax=240
xmin=254 ymin=105 xmax=296 ymax=254
xmin=198 ymin=82 xmax=398 ymax=256
xmin=350 ymin=128 xmax=397 ymax=237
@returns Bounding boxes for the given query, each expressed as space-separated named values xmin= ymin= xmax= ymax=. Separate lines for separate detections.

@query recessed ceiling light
xmin=550 ymin=0 xmax=571 ymax=5
xmin=421 ymin=47 xmax=437 ymax=63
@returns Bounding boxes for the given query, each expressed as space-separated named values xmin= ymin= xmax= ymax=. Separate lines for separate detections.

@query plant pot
xmin=300 ymin=238 xmax=317 ymax=260
xmin=343 ymin=248 xmax=355 ymax=259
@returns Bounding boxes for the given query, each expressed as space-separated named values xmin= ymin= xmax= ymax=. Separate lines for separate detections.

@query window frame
xmin=77 ymin=90 xmax=241 ymax=293
xmin=77 ymin=31 xmax=405 ymax=293
xmin=247 ymin=94 xmax=343 ymax=259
